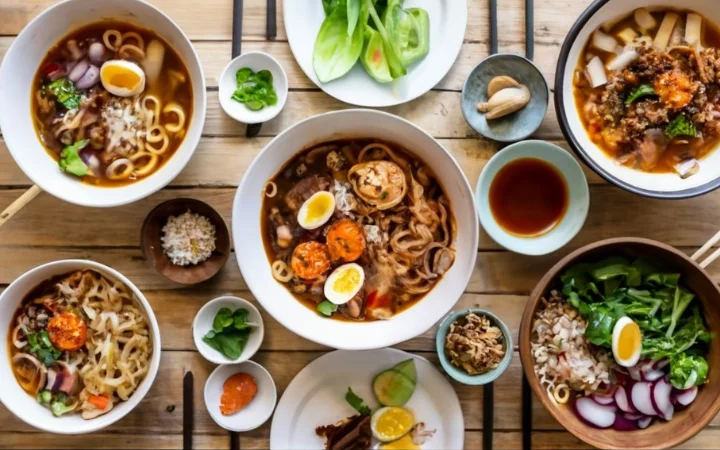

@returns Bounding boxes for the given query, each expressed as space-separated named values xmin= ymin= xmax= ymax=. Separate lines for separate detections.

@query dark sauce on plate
xmin=489 ymin=158 xmax=568 ymax=237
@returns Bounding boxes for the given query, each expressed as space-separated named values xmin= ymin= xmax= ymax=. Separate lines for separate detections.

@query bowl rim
xmin=435 ymin=307 xmax=514 ymax=385
xmin=192 ymin=295 xmax=265 ymax=365
xmin=554 ymin=0 xmax=720 ymax=200
xmin=232 ymin=108 xmax=479 ymax=350
xmin=0 ymin=0 xmax=207 ymax=208
xmin=0 ymin=259 xmax=162 ymax=434
xmin=461 ymin=52 xmax=550 ymax=143
xmin=518 ymin=237 xmax=720 ymax=449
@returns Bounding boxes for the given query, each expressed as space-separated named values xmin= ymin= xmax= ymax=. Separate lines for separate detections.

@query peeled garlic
xmin=477 ymin=85 xmax=531 ymax=120
xmin=487 ymin=75 xmax=520 ymax=98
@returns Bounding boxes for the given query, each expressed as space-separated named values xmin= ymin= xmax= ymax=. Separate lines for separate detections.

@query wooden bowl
xmin=519 ymin=237 xmax=720 ymax=450
xmin=141 ymin=198 xmax=230 ymax=285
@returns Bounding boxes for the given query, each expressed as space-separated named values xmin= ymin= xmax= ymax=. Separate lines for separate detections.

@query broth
xmin=573 ymin=8 xmax=720 ymax=178
xmin=261 ymin=139 xmax=456 ymax=322
xmin=489 ymin=158 xmax=568 ymax=237
xmin=32 ymin=21 xmax=194 ymax=187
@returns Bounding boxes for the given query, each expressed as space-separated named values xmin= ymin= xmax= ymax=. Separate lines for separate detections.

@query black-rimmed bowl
xmin=555 ymin=0 xmax=720 ymax=199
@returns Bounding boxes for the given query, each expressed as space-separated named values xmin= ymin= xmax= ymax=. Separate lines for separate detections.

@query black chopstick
xmin=183 ymin=370 xmax=194 ymax=450
xmin=230 ymin=431 xmax=240 ymax=450
xmin=483 ymin=382 xmax=494 ymax=450
xmin=267 ymin=0 xmax=277 ymax=40
xmin=489 ymin=0 xmax=498 ymax=55
xmin=232 ymin=0 xmax=263 ymax=138
xmin=522 ymin=374 xmax=532 ymax=450
xmin=525 ymin=0 xmax=534 ymax=60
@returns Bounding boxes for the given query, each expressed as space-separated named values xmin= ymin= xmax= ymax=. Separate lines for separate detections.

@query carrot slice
xmin=291 ymin=241 xmax=331 ymax=280
xmin=88 ymin=394 xmax=109 ymax=410
xmin=326 ymin=219 xmax=366 ymax=262
xmin=220 ymin=372 xmax=258 ymax=416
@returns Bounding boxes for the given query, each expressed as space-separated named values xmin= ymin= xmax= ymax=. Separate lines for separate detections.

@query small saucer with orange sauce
xmin=476 ymin=140 xmax=590 ymax=255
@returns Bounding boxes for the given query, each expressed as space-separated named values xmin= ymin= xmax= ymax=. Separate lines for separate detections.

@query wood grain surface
xmin=1 ymin=0 xmax=719 ymax=448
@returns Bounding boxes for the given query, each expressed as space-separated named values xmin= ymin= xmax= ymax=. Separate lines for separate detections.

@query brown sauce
xmin=489 ymin=158 xmax=568 ymax=237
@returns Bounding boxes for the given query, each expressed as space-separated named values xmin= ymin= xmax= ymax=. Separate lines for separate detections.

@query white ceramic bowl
xmin=204 ymin=361 xmax=277 ymax=432
xmin=232 ymin=109 xmax=478 ymax=350
xmin=0 ymin=260 xmax=162 ymax=434
xmin=192 ymin=295 xmax=264 ymax=365
xmin=219 ymin=52 xmax=288 ymax=125
xmin=0 ymin=0 xmax=207 ymax=207
xmin=476 ymin=141 xmax=590 ymax=255
xmin=556 ymin=0 xmax=720 ymax=198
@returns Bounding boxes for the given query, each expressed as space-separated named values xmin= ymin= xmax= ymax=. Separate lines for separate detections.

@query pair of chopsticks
xmin=692 ymin=231 xmax=720 ymax=268
xmin=0 ymin=184 xmax=42 ymax=229
xmin=488 ymin=0 xmax=534 ymax=60
xmin=232 ymin=0 xmax=278 ymax=138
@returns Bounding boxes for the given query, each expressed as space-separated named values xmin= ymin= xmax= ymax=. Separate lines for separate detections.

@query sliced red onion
xmin=662 ymin=404 xmax=674 ymax=421
xmin=614 ymin=386 xmax=636 ymax=413
xmin=638 ymin=417 xmax=653 ymax=429
xmin=89 ymin=42 xmax=105 ymax=63
xmin=613 ymin=414 xmax=639 ymax=431
xmin=80 ymin=150 xmax=101 ymax=177
xmin=631 ymin=382 xmax=657 ymax=416
xmin=653 ymin=359 xmax=670 ymax=371
xmin=651 ymin=379 xmax=672 ymax=416
xmin=644 ymin=369 xmax=665 ymax=382
xmin=68 ymin=60 xmax=90 ymax=83
xmin=574 ymin=397 xmax=617 ymax=429
xmin=591 ymin=393 xmax=616 ymax=406
xmin=628 ymin=365 xmax=642 ymax=381
xmin=675 ymin=386 xmax=698 ymax=406
xmin=48 ymin=67 xmax=67 ymax=81
xmin=75 ymin=65 xmax=100 ymax=90
xmin=623 ymin=413 xmax=644 ymax=420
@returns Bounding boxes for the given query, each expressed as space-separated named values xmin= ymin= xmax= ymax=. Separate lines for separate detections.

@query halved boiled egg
xmin=324 ymin=263 xmax=364 ymax=305
xmin=100 ymin=60 xmax=146 ymax=97
xmin=612 ymin=316 xmax=642 ymax=367
xmin=380 ymin=435 xmax=419 ymax=450
xmin=297 ymin=191 xmax=335 ymax=230
xmin=371 ymin=406 xmax=415 ymax=443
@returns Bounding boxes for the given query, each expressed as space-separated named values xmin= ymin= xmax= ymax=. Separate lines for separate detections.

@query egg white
xmin=297 ymin=191 xmax=336 ymax=230
xmin=100 ymin=60 xmax=146 ymax=97
xmin=370 ymin=406 xmax=415 ymax=443
xmin=611 ymin=316 xmax=642 ymax=367
xmin=324 ymin=263 xmax=364 ymax=305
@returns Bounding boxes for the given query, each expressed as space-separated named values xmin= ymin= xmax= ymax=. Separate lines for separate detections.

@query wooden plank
xmin=3 ymin=186 xmax=720 ymax=249
xmin=0 ymin=434 xmax=230 ymax=449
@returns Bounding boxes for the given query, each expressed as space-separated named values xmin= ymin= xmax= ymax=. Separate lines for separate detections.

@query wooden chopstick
xmin=183 ymin=370 xmax=194 ymax=450
xmin=0 ymin=185 xmax=42 ymax=229
xmin=525 ymin=0 xmax=534 ymax=60
xmin=483 ymin=382 xmax=494 ymax=450
xmin=489 ymin=0 xmax=498 ymax=55
xmin=692 ymin=230 xmax=720 ymax=268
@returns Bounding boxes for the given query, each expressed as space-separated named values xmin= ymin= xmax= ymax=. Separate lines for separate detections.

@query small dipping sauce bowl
xmin=219 ymin=51 xmax=288 ymax=125
xmin=461 ymin=53 xmax=549 ymax=142
xmin=477 ymin=140 xmax=589 ymax=255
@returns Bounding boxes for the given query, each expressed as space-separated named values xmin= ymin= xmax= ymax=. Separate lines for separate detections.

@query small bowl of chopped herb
xmin=193 ymin=295 xmax=265 ymax=365
xmin=141 ymin=198 xmax=231 ymax=285
xmin=435 ymin=308 xmax=513 ymax=385
xmin=219 ymin=51 xmax=289 ymax=125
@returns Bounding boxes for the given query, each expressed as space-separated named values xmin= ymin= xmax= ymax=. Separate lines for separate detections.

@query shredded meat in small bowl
xmin=444 ymin=312 xmax=506 ymax=375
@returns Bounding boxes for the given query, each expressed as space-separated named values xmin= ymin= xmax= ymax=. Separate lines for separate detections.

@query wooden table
xmin=1 ymin=0 xmax=720 ymax=448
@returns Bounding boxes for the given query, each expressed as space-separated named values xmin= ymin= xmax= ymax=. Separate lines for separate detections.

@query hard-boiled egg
xmin=371 ymin=406 xmax=415 ymax=443
xmin=297 ymin=191 xmax=335 ymax=230
xmin=100 ymin=60 xmax=146 ymax=97
xmin=612 ymin=316 xmax=642 ymax=367
xmin=380 ymin=434 xmax=419 ymax=450
xmin=324 ymin=263 xmax=364 ymax=305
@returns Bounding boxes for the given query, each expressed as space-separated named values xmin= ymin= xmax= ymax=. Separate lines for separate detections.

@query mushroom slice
xmin=348 ymin=161 xmax=407 ymax=210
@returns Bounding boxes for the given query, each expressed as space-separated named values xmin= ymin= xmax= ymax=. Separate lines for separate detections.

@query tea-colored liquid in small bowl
xmin=489 ymin=158 xmax=568 ymax=237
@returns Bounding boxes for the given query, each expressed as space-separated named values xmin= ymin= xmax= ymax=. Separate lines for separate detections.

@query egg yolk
xmin=333 ymin=268 xmax=361 ymax=294
xmin=305 ymin=194 xmax=333 ymax=223
xmin=617 ymin=320 xmax=641 ymax=360
xmin=380 ymin=434 xmax=419 ymax=450
xmin=375 ymin=408 xmax=415 ymax=438
xmin=103 ymin=66 xmax=141 ymax=89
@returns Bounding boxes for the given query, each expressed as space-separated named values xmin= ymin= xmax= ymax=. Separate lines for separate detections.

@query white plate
xmin=284 ymin=0 xmax=467 ymax=107
xmin=270 ymin=348 xmax=464 ymax=449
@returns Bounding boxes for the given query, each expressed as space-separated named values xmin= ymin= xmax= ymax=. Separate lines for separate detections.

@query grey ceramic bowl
xmin=461 ymin=53 xmax=549 ymax=142
xmin=435 ymin=308 xmax=513 ymax=385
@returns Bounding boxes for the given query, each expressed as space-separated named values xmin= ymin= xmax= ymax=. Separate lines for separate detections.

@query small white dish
xmin=192 ymin=295 xmax=264 ymax=365
xmin=218 ymin=51 xmax=288 ymax=125
xmin=204 ymin=361 xmax=277 ymax=432
xmin=476 ymin=140 xmax=590 ymax=256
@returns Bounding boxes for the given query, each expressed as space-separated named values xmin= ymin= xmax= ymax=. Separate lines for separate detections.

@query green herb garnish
xmin=46 ymin=78 xmax=82 ymax=110
xmin=203 ymin=307 xmax=255 ymax=360
xmin=231 ymin=68 xmax=278 ymax=111
xmin=345 ymin=387 xmax=371 ymax=415
xmin=625 ymin=84 xmax=656 ymax=104
xmin=59 ymin=140 xmax=90 ymax=177
xmin=27 ymin=330 xmax=61 ymax=366
xmin=665 ymin=114 xmax=697 ymax=140
xmin=317 ymin=300 xmax=338 ymax=316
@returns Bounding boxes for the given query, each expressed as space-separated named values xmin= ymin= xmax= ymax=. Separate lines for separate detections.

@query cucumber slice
xmin=391 ymin=359 xmax=417 ymax=384
xmin=373 ymin=369 xmax=416 ymax=406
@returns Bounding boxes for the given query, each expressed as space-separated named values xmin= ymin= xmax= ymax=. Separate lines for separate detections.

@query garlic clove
xmin=487 ymin=75 xmax=520 ymax=98
xmin=477 ymin=85 xmax=531 ymax=120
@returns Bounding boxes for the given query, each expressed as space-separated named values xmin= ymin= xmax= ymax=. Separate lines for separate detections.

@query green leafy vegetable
xmin=665 ymin=114 xmax=697 ymax=139
xmin=313 ymin=2 xmax=366 ymax=83
xmin=625 ymin=84 xmax=656 ymax=104
xmin=51 ymin=400 xmax=76 ymax=417
xmin=361 ymin=26 xmax=393 ymax=83
xmin=27 ymin=330 xmax=61 ymax=366
xmin=46 ymin=78 xmax=82 ymax=110
xmin=382 ymin=1 xmax=430 ymax=66
xmin=231 ymin=67 xmax=279 ymax=111
xmin=346 ymin=0 xmax=361 ymax=36
xmin=36 ymin=390 xmax=52 ymax=405
xmin=345 ymin=387 xmax=371 ymax=415
xmin=203 ymin=307 xmax=255 ymax=359
xmin=317 ymin=300 xmax=338 ymax=316
xmin=59 ymin=140 xmax=90 ymax=177
xmin=669 ymin=353 xmax=709 ymax=389
xmin=364 ymin=0 xmax=406 ymax=79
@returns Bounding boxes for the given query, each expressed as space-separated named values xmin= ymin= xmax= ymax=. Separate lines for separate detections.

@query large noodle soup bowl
xmin=0 ymin=0 xmax=206 ymax=207
xmin=233 ymin=110 xmax=479 ymax=350
xmin=0 ymin=260 xmax=161 ymax=434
